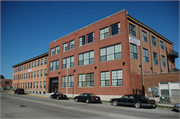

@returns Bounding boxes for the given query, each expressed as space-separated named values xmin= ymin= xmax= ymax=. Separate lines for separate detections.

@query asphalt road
xmin=1 ymin=92 xmax=179 ymax=119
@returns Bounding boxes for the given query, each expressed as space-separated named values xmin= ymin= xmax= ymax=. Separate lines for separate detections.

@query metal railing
xmin=168 ymin=50 xmax=178 ymax=58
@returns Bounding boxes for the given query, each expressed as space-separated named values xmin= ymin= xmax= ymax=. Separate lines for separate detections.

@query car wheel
xmin=86 ymin=99 xmax=89 ymax=104
xmin=50 ymin=96 xmax=53 ymax=99
xmin=113 ymin=101 xmax=118 ymax=106
xmin=56 ymin=96 xmax=59 ymax=100
xmin=135 ymin=102 xmax=140 ymax=109
xmin=75 ymin=98 xmax=78 ymax=102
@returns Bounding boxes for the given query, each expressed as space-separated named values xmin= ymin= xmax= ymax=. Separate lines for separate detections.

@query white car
xmin=173 ymin=103 xmax=180 ymax=111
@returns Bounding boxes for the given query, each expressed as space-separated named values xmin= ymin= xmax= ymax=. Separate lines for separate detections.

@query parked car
xmin=14 ymin=88 xmax=24 ymax=94
xmin=173 ymin=103 xmax=180 ymax=111
xmin=50 ymin=92 xmax=67 ymax=100
xmin=110 ymin=94 xmax=156 ymax=109
xmin=74 ymin=93 xmax=101 ymax=103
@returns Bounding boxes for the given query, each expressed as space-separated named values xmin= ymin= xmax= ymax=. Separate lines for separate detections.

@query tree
xmin=0 ymin=75 xmax=5 ymax=79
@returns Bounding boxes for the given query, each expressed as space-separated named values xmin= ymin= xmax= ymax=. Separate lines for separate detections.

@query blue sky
xmin=1 ymin=1 xmax=179 ymax=79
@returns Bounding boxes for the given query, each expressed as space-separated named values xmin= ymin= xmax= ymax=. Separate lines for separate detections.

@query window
xmin=31 ymin=82 xmax=32 ymax=89
xmin=100 ymin=27 xmax=109 ymax=40
xmin=160 ymin=41 xmax=164 ymax=50
xmin=55 ymin=46 xmax=60 ymax=54
xmin=100 ymin=43 xmax=121 ymax=62
xmin=79 ymin=51 xmax=94 ymax=66
xmin=24 ymin=73 xmax=25 ymax=79
xmin=87 ymin=32 xmax=94 ymax=44
xmin=31 ymin=72 xmax=33 ymax=78
xmin=50 ymin=60 xmax=59 ymax=71
xmin=153 ymin=52 xmax=158 ymax=65
xmin=40 ymin=69 xmax=43 ymax=77
xmin=51 ymin=48 xmax=55 ymax=56
xmin=110 ymin=22 xmax=120 ymax=36
xmin=62 ymin=56 xmax=74 ymax=69
xmin=62 ymin=76 xmax=67 ymax=87
xmin=28 ymin=82 xmax=29 ymax=89
xmin=87 ymin=73 xmax=94 ymax=87
xmin=79 ymin=36 xmax=85 ymax=47
xmin=41 ymin=59 xmax=43 ymax=65
xmin=44 ymin=58 xmax=47 ymax=65
xmin=143 ymin=48 xmax=149 ymax=62
xmin=28 ymin=72 xmax=30 ymax=78
xmin=32 ymin=62 xmax=34 ymax=68
xmin=38 ymin=60 xmax=40 ymax=66
xmin=22 ymin=66 xmax=23 ymax=71
xmin=44 ymin=69 xmax=47 ymax=76
xmin=37 ymin=70 xmax=39 ymax=77
xmin=78 ymin=74 xmax=85 ymax=87
xmin=100 ymin=71 xmax=110 ymax=86
xmin=63 ymin=43 xmax=68 ymax=52
xmin=43 ymin=81 xmax=46 ymax=89
xmin=35 ymin=61 xmax=36 ymax=67
xmin=112 ymin=70 xmax=123 ymax=86
xmin=130 ymin=43 xmax=137 ymax=59
xmin=29 ymin=63 xmax=31 ymax=69
xmin=24 ymin=65 xmax=26 ymax=70
xmin=27 ymin=64 xmax=28 ymax=69
xmin=33 ymin=82 xmax=35 ymax=89
xmin=129 ymin=23 xmax=136 ymax=36
xmin=152 ymin=36 xmax=156 ymax=46
xmin=40 ymin=81 xmax=42 ymax=89
xmin=34 ymin=71 xmax=36 ymax=78
xmin=36 ymin=81 xmax=38 ymax=89
xmin=5 ymin=81 xmax=9 ymax=84
xmin=26 ymin=73 xmax=27 ymax=79
xmin=162 ymin=56 xmax=166 ymax=67
xmin=142 ymin=30 xmax=147 ymax=42
xmin=69 ymin=40 xmax=74 ymax=50
xmin=68 ymin=75 xmax=74 ymax=87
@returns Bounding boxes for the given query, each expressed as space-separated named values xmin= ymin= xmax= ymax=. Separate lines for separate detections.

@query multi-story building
xmin=12 ymin=52 xmax=48 ymax=94
xmin=47 ymin=9 xmax=178 ymax=100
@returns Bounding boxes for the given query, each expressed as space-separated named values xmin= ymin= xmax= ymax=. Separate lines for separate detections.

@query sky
xmin=1 ymin=1 xmax=179 ymax=79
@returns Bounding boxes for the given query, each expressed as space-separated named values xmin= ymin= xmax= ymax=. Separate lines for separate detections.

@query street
xmin=1 ymin=92 xmax=179 ymax=119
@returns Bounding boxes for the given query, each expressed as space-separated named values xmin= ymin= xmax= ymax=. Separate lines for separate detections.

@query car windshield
xmin=89 ymin=93 xmax=97 ymax=96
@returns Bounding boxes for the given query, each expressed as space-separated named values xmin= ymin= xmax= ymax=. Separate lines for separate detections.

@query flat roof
xmin=12 ymin=52 xmax=48 ymax=68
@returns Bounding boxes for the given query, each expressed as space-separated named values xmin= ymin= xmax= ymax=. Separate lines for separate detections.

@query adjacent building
xmin=12 ymin=52 xmax=48 ymax=94
xmin=47 ymin=9 xmax=178 ymax=100
xmin=0 ymin=79 xmax=12 ymax=90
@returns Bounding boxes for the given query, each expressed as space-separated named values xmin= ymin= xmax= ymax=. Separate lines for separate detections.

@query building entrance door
xmin=49 ymin=77 xmax=58 ymax=93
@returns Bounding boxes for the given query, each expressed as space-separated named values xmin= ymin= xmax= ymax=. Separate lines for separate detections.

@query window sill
xmin=100 ymin=86 xmax=110 ymax=87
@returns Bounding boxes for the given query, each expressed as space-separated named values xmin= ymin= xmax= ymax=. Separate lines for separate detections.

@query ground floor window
xmin=112 ymin=70 xmax=123 ymax=86
xmin=100 ymin=71 xmax=110 ymax=86
xmin=86 ymin=73 xmax=94 ymax=87
xmin=78 ymin=74 xmax=85 ymax=87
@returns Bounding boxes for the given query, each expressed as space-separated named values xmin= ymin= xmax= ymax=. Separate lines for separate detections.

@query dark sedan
xmin=110 ymin=94 xmax=156 ymax=109
xmin=14 ymin=88 xmax=24 ymax=94
xmin=74 ymin=93 xmax=101 ymax=103
xmin=50 ymin=92 xmax=67 ymax=100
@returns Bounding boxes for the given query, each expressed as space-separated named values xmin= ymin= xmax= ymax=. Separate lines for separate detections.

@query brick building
xmin=12 ymin=52 xmax=48 ymax=94
xmin=0 ymin=79 xmax=12 ymax=90
xmin=47 ymin=9 xmax=178 ymax=100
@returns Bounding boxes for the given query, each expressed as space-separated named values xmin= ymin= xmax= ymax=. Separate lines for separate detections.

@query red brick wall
xmin=0 ymin=79 xmax=12 ymax=88
xmin=143 ymin=72 xmax=180 ymax=96
xmin=13 ymin=56 xmax=48 ymax=91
